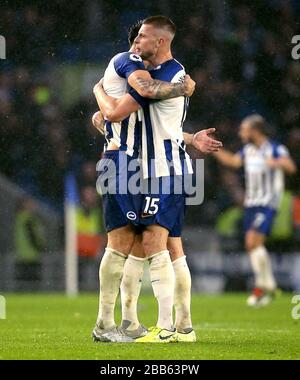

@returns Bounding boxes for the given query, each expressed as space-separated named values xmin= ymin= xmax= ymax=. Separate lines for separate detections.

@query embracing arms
xmin=127 ymin=70 xmax=195 ymax=100
xmin=92 ymin=111 xmax=223 ymax=154
xmin=93 ymin=72 xmax=195 ymax=122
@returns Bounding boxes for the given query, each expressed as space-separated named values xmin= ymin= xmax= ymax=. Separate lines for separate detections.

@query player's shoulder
xmin=113 ymin=51 xmax=144 ymax=78
xmin=106 ymin=52 xmax=126 ymax=71
xmin=111 ymin=51 xmax=128 ymax=66
xmin=267 ymin=138 xmax=283 ymax=148
xmin=267 ymin=139 xmax=289 ymax=157
xmin=266 ymin=139 xmax=283 ymax=152
xmin=113 ymin=51 xmax=143 ymax=65
xmin=168 ymin=58 xmax=186 ymax=83
xmin=173 ymin=58 xmax=185 ymax=71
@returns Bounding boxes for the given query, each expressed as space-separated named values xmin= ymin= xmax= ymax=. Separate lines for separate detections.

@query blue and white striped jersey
xmin=102 ymin=51 xmax=144 ymax=157
xmin=240 ymin=140 xmax=290 ymax=209
xmin=130 ymin=59 xmax=193 ymax=179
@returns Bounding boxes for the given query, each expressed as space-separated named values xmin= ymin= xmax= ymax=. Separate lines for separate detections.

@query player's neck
xmin=148 ymin=51 xmax=173 ymax=67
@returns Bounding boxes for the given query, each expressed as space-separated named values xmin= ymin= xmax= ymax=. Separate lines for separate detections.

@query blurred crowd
xmin=0 ymin=0 xmax=299 ymax=227
xmin=172 ymin=1 xmax=300 ymax=204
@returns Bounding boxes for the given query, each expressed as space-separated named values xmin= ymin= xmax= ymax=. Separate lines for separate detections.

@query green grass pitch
xmin=0 ymin=293 xmax=299 ymax=360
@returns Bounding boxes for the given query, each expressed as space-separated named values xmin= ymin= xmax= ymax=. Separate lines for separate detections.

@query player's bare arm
xmin=183 ymin=128 xmax=223 ymax=154
xmin=128 ymin=70 xmax=196 ymax=99
xmin=93 ymin=73 xmax=195 ymax=122
xmin=93 ymin=82 xmax=139 ymax=122
xmin=266 ymin=156 xmax=297 ymax=175
xmin=92 ymin=110 xmax=105 ymax=134
xmin=213 ymin=149 xmax=243 ymax=169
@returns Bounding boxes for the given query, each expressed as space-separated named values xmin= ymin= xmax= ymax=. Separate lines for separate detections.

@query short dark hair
xmin=128 ymin=20 xmax=143 ymax=46
xmin=242 ymin=114 xmax=268 ymax=134
xmin=142 ymin=15 xmax=176 ymax=36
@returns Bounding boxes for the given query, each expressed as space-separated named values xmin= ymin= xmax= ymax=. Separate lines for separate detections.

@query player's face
xmin=239 ymin=122 xmax=252 ymax=143
xmin=134 ymin=24 xmax=160 ymax=60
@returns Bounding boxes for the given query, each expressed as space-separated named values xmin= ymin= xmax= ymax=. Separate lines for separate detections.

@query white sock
xmin=97 ymin=248 xmax=127 ymax=329
xmin=120 ymin=255 xmax=146 ymax=331
xmin=173 ymin=256 xmax=193 ymax=332
xmin=148 ymin=250 xmax=175 ymax=331
xmin=249 ymin=246 xmax=276 ymax=291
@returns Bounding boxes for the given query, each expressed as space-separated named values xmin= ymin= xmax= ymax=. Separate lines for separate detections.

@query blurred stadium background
xmin=1 ymin=0 xmax=300 ymax=295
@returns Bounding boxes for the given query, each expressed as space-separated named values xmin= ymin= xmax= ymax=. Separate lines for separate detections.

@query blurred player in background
xmin=214 ymin=114 xmax=296 ymax=307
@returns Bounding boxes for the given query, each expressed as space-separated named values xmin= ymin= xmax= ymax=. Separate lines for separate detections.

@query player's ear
xmin=157 ymin=38 xmax=164 ymax=47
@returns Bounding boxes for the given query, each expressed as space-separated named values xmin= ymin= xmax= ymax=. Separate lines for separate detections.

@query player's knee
xmin=245 ymin=239 xmax=259 ymax=252
xmin=168 ymin=246 xmax=184 ymax=262
xmin=141 ymin=230 xmax=154 ymax=255
xmin=170 ymin=252 xmax=184 ymax=262
xmin=142 ymin=230 xmax=164 ymax=256
xmin=245 ymin=240 xmax=253 ymax=252
xmin=107 ymin=231 xmax=135 ymax=255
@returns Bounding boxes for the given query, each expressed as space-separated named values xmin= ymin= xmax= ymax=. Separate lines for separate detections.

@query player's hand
xmin=183 ymin=74 xmax=196 ymax=97
xmin=92 ymin=111 xmax=105 ymax=135
xmin=192 ymin=128 xmax=223 ymax=154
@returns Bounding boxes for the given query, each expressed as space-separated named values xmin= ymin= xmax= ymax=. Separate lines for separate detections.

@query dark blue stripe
xmin=164 ymin=139 xmax=174 ymax=176
xmin=181 ymin=97 xmax=189 ymax=127
xmin=271 ymin=140 xmax=280 ymax=158
xmin=180 ymin=97 xmax=189 ymax=175
xmin=105 ymin=121 xmax=113 ymax=141
xmin=114 ymin=59 xmax=125 ymax=78
xmin=119 ymin=117 xmax=129 ymax=151
xmin=143 ymin=104 xmax=155 ymax=177
xmin=133 ymin=116 xmax=142 ymax=158
xmin=164 ymin=139 xmax=173 ymax=161
xmin=128 ymin=86 xmax=149 ymax=108
xmin=179 ymin=140 xmax=187 ymax=174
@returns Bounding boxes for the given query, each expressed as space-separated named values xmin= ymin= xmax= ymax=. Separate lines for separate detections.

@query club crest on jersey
xmin=130 ymin=54 xmax=142 ymax=62
xmin=126 ymin=211 xmax=137 ymax=220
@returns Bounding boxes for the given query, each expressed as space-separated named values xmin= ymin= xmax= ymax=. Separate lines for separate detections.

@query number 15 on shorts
xmin=143 ymin=197 xmax=160 ymax=215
